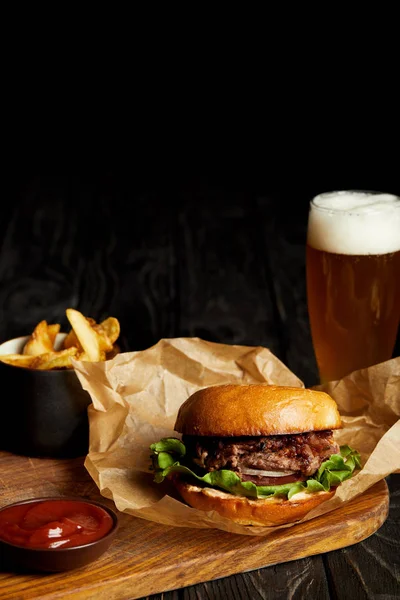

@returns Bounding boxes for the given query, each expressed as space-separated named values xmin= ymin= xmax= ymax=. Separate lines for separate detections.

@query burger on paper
xmin=150 ymin=384 xmax=361 ymax=526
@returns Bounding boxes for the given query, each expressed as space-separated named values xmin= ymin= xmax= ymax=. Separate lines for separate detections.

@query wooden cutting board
xmin=0 ymin=451 xmax=389 ymax=600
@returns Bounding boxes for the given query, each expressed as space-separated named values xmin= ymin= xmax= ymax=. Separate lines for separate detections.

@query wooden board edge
xmin=0 ymin=481 xmax=389 ymax=600
xmin=93 ymin=480 xmax=390 ymax=600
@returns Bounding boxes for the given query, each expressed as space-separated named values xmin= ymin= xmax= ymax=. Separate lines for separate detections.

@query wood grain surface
xmin=0 ymin=451 xmax=390 ymax=600
xmin=0 ymin=175 xmax=399 ymax=599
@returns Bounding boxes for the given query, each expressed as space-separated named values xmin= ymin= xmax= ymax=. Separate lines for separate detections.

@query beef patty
xmin=182 ymin=431 xmax=339 ymax=486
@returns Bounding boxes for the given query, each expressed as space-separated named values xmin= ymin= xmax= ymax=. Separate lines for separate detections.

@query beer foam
xmin=307 ymin=191 xmax=400 ymax=255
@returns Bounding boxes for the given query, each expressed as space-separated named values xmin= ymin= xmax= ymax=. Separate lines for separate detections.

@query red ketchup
xmin=0 ymin=500 xmax=114 ymax=549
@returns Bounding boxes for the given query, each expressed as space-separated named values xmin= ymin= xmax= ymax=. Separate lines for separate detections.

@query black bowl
xmin=0 ymin=496 xmax=119 ymax=572
xmin=0 ymin=335 xmax=91 ymax=458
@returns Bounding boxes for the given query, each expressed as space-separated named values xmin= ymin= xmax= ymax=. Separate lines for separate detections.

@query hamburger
xmin=150 ymin=384 xmax=360 ymax=526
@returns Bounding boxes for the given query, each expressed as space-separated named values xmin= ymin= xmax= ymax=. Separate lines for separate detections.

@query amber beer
xmin=306 ymin=191 xmax=400 ymax=383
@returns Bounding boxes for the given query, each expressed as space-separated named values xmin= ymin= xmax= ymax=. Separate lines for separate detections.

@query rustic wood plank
xmin=150 ymin=556 xmax=330 ymax=600
xmin=0 ymin=175 xmax=176 ymax=352
xmin=0 ymin=176 xmax=81 ymax=341
xmin=0 ymin=452 xmax=390 ymax=600
xmin=256 ymin=195 xmax=319 ymax=387
xmin=176 ymin=188 xmax=283 ymax=359
xmin=322 ymin=474 xmax=400 ymax=600
xmin=85 ymin=174 xmax=178 ymax=350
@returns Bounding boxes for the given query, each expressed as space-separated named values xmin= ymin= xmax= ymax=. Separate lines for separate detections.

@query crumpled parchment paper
xmin=72 ymin=337 xmax=400 ymax=536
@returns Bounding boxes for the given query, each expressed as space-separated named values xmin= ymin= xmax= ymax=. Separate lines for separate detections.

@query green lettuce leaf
xmin=150 ymin=438 xmax=361 ymax=499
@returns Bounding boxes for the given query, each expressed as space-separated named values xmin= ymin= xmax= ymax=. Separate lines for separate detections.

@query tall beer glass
xmin=306 ymin=191 xmax=400 ymax=383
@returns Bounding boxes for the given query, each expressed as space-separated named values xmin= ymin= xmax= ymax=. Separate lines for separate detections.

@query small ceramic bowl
xmin=0 ymin=496 xmax=119 ymax=572
xmin=0 ymin=334 xmax=91 ymax=458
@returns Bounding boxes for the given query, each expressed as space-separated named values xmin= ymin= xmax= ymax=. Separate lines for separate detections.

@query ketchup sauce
xmin=0 ymin=499 xmax=114 ymax=549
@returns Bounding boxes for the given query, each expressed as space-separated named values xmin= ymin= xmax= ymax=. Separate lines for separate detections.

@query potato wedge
xmin=4 ymin=310 xmax=120 ymax=370
xmin=0 ymin=354 xmax=39 ymax=369
xmin=92 ymin=326 xmax=113 ymax=352
xmin=63 ymin=328 xmax=81 ymax=350
xmin=91 ymin=317 xmax=120 ymax=353
xmin=63 ymin=317 xmax=98 ymax=351
xmin=66 ymin=309 xmax=102 ymax=362
xmin=47 ymin=324 xmax=61 ymax=347
xmin=99 ymin=317 xmax=120 ymax=345
xmin=75 ymin=349 xmax=107 ymax=362
xmin=23 ymin=320 xmax=54 ymax=356
xmin=35 ymin=347 xmax=78 ymax=370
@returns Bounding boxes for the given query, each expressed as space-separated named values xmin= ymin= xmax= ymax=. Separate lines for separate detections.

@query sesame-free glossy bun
xmin=173 ymin=477 xmax=335 ymax=526
xmin=174 ymin=384 xmax=342 ymax=436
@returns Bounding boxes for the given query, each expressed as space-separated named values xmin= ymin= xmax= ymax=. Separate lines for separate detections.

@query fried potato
xmin=64 ymin=317 xmax=99 ymax=351
xmin=66 ymin=309 xmax=102 ymax=362
xmin=92 ymin=326 xmax=113 ymax=352
xmin=75 ymin=349 xmax=107 ymax=362
xmin=0 ymin=354 xmax=39 ymax=368
xmin=23 ymin=320 xmax=55 ymax=356
xmin=47 ymin=323 xmax=61 ymax=347
xmin=91 ymin=318 xmax=120 ymax=353
xmin=35 ymin=347 xmax=78 ymax=370
xmin=2 ymin=310 xmax=121 ymax=370
xmin=65 ymin=316 xmax=119 ymax=354
xmin=105 ymin=343 xmax=120 ymax=360
xmin=98 ymin=317 xmax=120 ymax=345
xmin=63 ymin=328 xmax=81 ymax=350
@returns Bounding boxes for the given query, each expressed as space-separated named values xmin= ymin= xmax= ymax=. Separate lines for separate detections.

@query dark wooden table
xmin=0 ymin=174 xmax=399 ymax=599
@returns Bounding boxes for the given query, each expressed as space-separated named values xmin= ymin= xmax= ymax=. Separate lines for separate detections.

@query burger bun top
xmin=174 ymin=384 xmax=342 ymax=436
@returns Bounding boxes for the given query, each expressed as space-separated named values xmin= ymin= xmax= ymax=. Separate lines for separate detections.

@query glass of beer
xmin=306 ymin=190 xmax=400 ymax=383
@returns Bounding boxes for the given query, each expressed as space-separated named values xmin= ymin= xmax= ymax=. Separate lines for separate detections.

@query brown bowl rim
xmin=0 ymin=496 xmax=119 ymax=552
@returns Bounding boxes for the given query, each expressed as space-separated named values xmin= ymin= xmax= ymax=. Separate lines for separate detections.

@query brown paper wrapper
xmin=72 ymin=337 xmax=400 ymax=536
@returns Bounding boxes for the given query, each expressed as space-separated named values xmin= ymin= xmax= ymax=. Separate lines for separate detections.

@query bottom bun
xmin=173 ymin=476 xmax=335 ymax=526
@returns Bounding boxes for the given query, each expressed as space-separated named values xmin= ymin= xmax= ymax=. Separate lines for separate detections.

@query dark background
xmin=1 ymin=142 xmax=399 ymax=388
